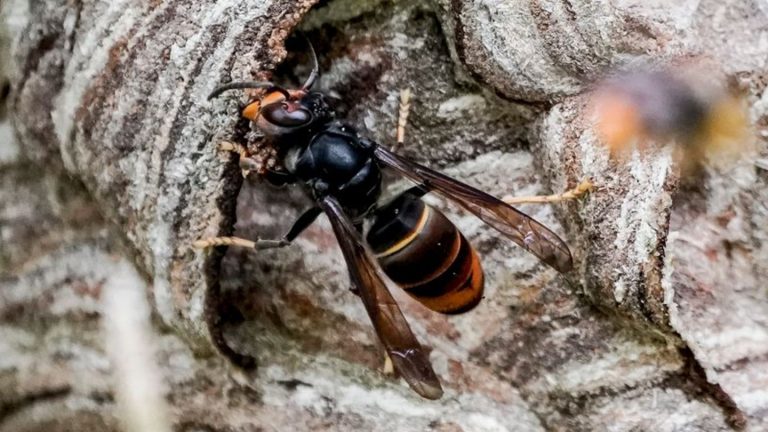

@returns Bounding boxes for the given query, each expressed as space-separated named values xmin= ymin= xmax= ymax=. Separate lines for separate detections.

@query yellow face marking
xmin=375 ymin=206 xmax=430 ymax=258
xmin=242 ymin=101 xmax=261 ymax=121
xmin=243 ymin=91 xmax=287 ymax=122
xmin=262 ymin=91 xmax=286 ymax=106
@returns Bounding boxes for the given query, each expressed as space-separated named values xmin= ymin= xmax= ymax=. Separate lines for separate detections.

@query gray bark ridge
xmin=10 ymin=0 xmax=320 ymax=356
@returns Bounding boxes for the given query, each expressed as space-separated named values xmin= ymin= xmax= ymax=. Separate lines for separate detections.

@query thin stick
xmin=503 ymin=179 xmax=594 ymax=205
xmin=391 ymin=88 xmax=412 ymax=154
xmin=103 ymin=263 xmax=172 ymax=432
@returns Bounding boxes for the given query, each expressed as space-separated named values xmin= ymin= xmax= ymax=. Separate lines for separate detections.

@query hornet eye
xmin=261 ymin=101 xmax=312 ymax=126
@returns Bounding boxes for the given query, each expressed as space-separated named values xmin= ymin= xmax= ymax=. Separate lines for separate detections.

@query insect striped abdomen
xmin=367 ymin=194 xmax=484 ymax=314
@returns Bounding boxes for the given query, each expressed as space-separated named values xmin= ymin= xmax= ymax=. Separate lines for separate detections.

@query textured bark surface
xmin=2 ymin=0 xmax=768 ymax=431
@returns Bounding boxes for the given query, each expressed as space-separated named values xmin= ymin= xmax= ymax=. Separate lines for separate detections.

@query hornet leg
xmin=382 ymin=354 xmax=395 ymax=375
xmin=502 ymin=179 xmax=595 ymax=205
xmin=388 ymin=88 xmax=591 ymax=204
xmin=194 ymin=207 xmax=322 ymax=250
xmin=390 ymin=88 xmax=412 ymax=154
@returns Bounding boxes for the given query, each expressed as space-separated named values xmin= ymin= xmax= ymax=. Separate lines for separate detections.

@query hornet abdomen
xmin=366 ymin=193 xmax=484 ymax=314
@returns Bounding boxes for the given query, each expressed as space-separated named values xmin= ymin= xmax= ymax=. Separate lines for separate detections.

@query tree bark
xmin=2 ymin=0 xmax=768 ymax=431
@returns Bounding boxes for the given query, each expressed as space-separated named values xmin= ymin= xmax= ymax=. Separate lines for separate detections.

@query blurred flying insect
xmin=591 ymin=68 xmax=751 ymax=171
xmin=197 ymin=43 xmax=576 ymax=399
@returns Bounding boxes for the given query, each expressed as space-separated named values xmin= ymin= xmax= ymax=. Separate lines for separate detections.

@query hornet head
xmin=208 ymin=40 xmax=334 ymax=138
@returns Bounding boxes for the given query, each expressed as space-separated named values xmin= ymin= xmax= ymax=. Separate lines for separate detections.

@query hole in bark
xmin=0 ymin=81 xmax=9 ymax=102
xmin=0 ymin=81 xmax=9 ymax=119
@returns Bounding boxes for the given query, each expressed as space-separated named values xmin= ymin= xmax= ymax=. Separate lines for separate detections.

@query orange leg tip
xmin=383 ymin=355 xmax=395 ymax=375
